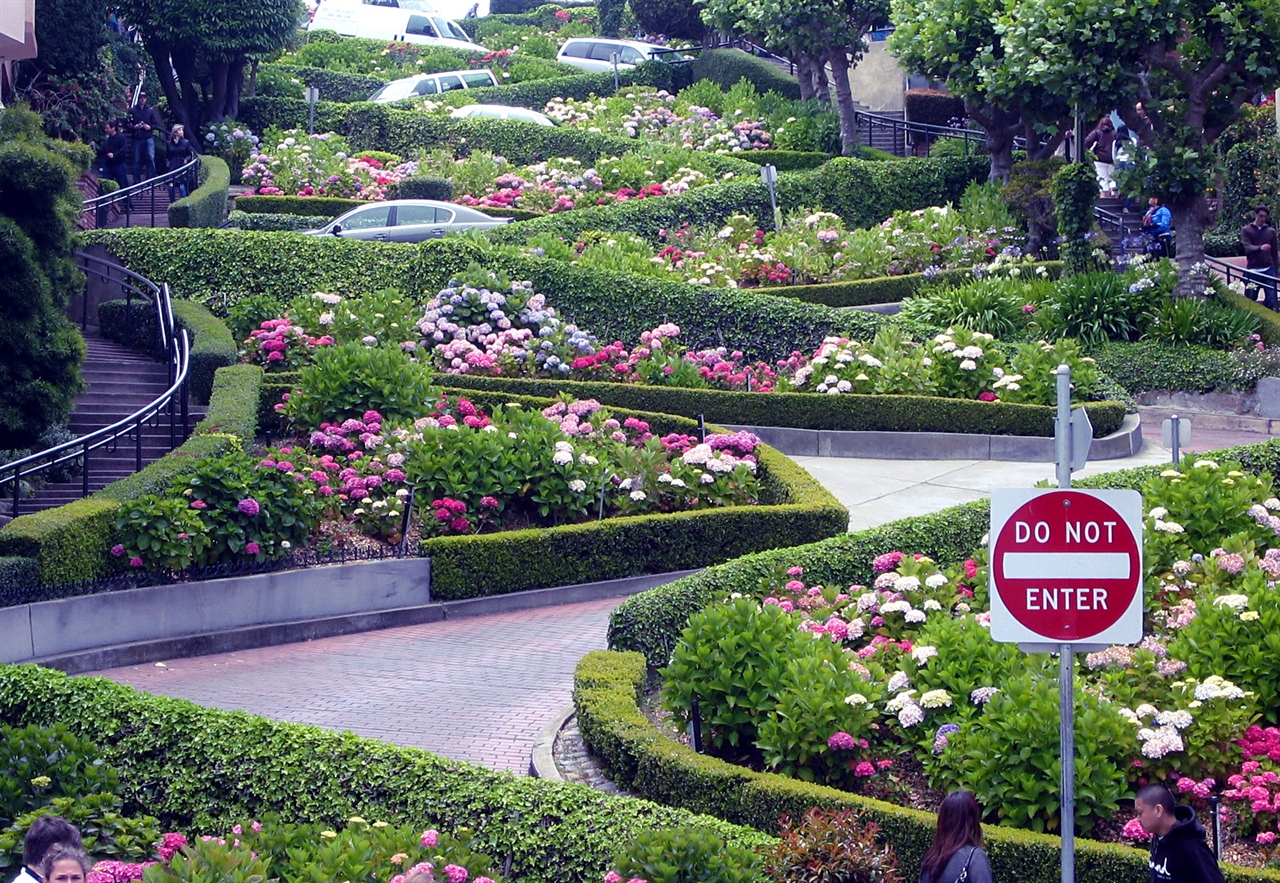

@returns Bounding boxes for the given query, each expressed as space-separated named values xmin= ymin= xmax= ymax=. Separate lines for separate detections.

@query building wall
xmin=847 ymin=41 xmax=906 ymax=113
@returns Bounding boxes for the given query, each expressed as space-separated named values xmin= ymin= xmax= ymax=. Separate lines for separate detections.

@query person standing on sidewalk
xmin=128 ymin=92 xmax=163 ymax=183
xmin=1242 ymin=205 xmax=1280 ymax=310
xmin=1135 ymin=784 xmax=1226 ymax=883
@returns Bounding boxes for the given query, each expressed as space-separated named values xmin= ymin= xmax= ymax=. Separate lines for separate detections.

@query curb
xmin=530 ymin=704 xmax=575 ymax=781
xmin=724 ymin=412 xmax=1144 ymax=462
xmin=31 ymin=568 xmax=701 ymax=675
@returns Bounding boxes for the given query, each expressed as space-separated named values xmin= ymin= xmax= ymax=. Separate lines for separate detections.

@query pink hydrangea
xmin=421 ymin=830 xmax=439 ymax=848
xmin=828 ymin=731 xmax=856 ymax=751
xmin=854 ymin=761 xmax=876 ymax=777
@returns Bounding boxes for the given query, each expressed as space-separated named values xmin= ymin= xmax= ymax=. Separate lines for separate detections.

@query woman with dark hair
xmin=919 ymin=791 xmax=993 ymax=883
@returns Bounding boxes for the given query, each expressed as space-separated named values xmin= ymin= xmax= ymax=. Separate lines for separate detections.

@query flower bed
xmin=597 ymin=442 xmax=1280 ymax=863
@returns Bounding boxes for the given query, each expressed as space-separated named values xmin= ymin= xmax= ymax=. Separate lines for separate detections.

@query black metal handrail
xmin=0 ymin=252 xmax=191 ymax=519
xmin=82 ymin=157 xmax=200 ymax=229
xmin=1204 ymin=254 xmax=1276 ymax=292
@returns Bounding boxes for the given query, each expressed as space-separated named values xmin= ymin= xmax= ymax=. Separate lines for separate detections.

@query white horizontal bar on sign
xmin=1002 ymin=552 xmax=1131 ymax=580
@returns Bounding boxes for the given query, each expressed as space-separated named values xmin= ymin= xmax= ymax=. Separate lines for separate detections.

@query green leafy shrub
xmin=1089 ymin=340 xmax=1240 ymax=394
xmin=283 ymin=342 xmax=442 ymax=427
xmin=661 ymin=598 xmax=806 ymax=753
xmin=1052 ymin=161 xmax=1103 ymax=274
xmin=0 ymin=723 xmax=121 ymax=825
xmin=392 ymin=175 xmax=456 ymax=201
xmin=610 ymin=825 xmax=765 ymax=883
xmin=142 ymin=835 xmax=272 ymax=883
xmin=734 ymin=151 xmax=830 ymax=172
xmin=1041 ymin=271 xmax=1156 ymax=345
xmin=765 ymin=809 xmax=903 ymax=883
xmin=898 ymin=276 xmax=1050 ymax=337
xmin=903 ymin=89 xmax=965 ymax=128
xmin=168 ymin=156 xmax=231 ymax=228
xmin=234 ymin=194 xmax=368 ymax=216
xmin=929 ymin=671 xmax=1138 ymax=834
xmin=689 ymin=50 xmax=802 ymax=101
xmin=1147 ymin=295 xmax=1261 ymax=348
xmin=0 ymin=794 xmax=161 ymax=870
xmin=225 ymin=211 xmax=332 ymax=231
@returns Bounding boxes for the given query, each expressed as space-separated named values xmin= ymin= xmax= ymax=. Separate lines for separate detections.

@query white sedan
xmin=303 ymin=200 xmax=511 ymax=242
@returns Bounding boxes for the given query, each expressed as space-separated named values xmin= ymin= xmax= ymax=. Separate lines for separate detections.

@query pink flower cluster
xmin=88 ymin=861 xmax=154 ymax=883
xmin=244 ymin=318 xmax=334 ymax=370
xmin=157 ymin=833 xmax=188 ymax=862
xmin=431 ymin=498 xmax=471 ymax=534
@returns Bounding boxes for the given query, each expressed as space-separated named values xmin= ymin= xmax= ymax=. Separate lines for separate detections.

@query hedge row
xmin=167 ymin=156 xmax=230 ymax=229
xmin=436 ymin=375 xmax=1127 ymax=439
xmin=226 ymin=211 xmax=333 ymax=232
xmin=607 ymin=436 xmax=1280 ymax=667
xmin=82 ymin=231 xmax=881 ymax=362
xmin=1090 ymin=340 xmax=1244 ymax=394
xmin=734 ymin=150 xmax=830 ymax=171
xmin=1223 ymin=290 xmax=1280 ymax=347
xmin=0 ymin=365 xmax=262 ymax=588
xmin=687 ymin=49 xmax=802 ymax=101
xmin=571 ymin=651 xmax=1239 ymax=883
xmin=231 ymin=195 xmax=543 ymax=224
xmin=0 ymin=663 xmax=774 ymax=883
xmin=97 ymin=299 xmax=237 ymax=403
xmin=753 ymin=262 xmax=1063 ymax=308
xmin=262 ymin=63 xmax=387 ymax=104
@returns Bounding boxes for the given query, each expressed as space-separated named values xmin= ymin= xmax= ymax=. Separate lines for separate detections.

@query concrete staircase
xmin=9 ymin=331 xmax=202 ymax=517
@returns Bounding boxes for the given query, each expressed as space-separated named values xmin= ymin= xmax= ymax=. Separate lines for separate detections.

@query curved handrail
xmin=0 ymin=252 xmax=191 ymax=519
xmin=82 ymin=157 xmax=200 ymax=228
xmin=1204 ymin=254 xmax=1275 ymax=291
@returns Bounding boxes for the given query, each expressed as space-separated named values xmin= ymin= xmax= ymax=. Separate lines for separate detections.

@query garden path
xmin=83 ymin=422 xmax=1274 ymax=774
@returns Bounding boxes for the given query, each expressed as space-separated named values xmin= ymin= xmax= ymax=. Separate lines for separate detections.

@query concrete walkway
xmin=84 ymin=419 xmax=1275 ymax=774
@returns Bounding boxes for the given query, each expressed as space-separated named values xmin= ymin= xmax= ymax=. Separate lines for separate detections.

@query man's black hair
xmin=23 ymin=816 xmax=82 ymax=868
xmin=1136 ymin=783 xmax=1176 ymax=813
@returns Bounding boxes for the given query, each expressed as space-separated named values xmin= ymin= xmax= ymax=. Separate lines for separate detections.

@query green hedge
xmin=172 ymin=300 xmax=238 ymax=404
xmin=903 ymin=88 xmax=965 ymax=129
xmin=168 ymin=156 xmax=230 ymax=228
xmin=753 ymin=262 xmax=1064 ymax=308
xmin=437 ymin=375 xmax=1127 ymax=438
xmin=226 ymin=211 xmax=333 ymax=231
xmin=0 ymin=664 xmax=774 ymax=883
xmin=1205 ymin=230 xmax=1244 ymax=257
xmin=571 ymin=651 xmax=1260 ymax=883
xmin=0 ymin=556 xmax=41 ymax=595
xmin=1090 ymin=340 xmax=1243 ymax=394
xmin=234 ymin=194 xmax=370 ymax=216
xmin=263 ymin=63 xmax=387 ymax=103
xmin=0 ymin=365 xmax=262 ymax=588
xmin=778 ymin=155 xmax=988 ymax=229
xmin=734 ymin=150 xmax=831 ymax=171
xmin=689 ymin=49 xmax=802 ymax=101
xmin=82 ymin=231 xmax=880 ymax=362
xmin=1223 ymin=290 xmax=1280 ymax=347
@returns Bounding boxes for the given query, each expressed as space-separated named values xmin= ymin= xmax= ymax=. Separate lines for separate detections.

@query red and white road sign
xmin=989 ymin=489 xmax=1143 ymax=644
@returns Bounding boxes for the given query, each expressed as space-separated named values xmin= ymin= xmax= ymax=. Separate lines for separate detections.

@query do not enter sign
xmin=989 ymin=489 xmax=1143 ymax=645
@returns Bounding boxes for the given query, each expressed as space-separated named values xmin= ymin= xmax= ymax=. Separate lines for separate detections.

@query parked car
xmin=309 ymin=2 xmax=486 ymax=52
xmin=302 ymin=200 xmax=511 ymax=241
xmin=368 ymin=69 xmax=498 ymax=102
xmin=554 ymin=37 xmax=686 ymax=73
xmin=449 ymin=104 xmax=557 ymax=126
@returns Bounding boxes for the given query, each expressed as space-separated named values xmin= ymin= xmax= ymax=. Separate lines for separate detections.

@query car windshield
xmin=432 ymin=17 xmax=468 ymax=39
xmin=369 ymin=79 xmax=417 ymax=102
xmin=334 ymin=205 xmax=392 ymax=229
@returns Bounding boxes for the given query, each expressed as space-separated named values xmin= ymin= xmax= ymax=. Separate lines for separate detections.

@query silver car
xmin=303 ymin=200 xmax=511 ymax=242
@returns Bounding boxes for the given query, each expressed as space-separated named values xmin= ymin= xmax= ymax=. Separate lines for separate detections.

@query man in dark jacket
xmin=1242 ymin=205 xmax=1280 ymax=310
xmin=1135 ymin=784 xmax=1225 ymax=883
xmin=98 ymin=120 xmax=131 ymax=191
xmin=127 ymin=92 xmax=163 ymax=182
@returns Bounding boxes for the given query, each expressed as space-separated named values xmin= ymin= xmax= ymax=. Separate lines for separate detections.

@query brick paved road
xmin=85 ymin=597 xmax=623 ymax=774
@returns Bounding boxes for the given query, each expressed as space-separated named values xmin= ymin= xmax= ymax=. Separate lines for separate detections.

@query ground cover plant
xmin=648 ymin=455 xmax=1280 ymax=853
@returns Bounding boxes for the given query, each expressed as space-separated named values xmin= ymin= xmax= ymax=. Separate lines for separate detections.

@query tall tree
xmin=113 ymin=0 xmax=300 ymax=129
xmin=698 ymin=0 xmax=888 ymax=155
xmin=999 ymin=0 xmax=1280 ymax=295
xmin=888 ymin=0 xmax=1070 ymax=183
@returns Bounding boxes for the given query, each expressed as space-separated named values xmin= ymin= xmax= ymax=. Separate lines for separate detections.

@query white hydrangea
xmin=887 ymin=671 xmax=911 ymax=692
xmin=925 ymin=573 xmax=948 ymax=589
xmin=1213 ymin=594 xmax=1250 ymax=610
xmin=885 ymin=689 xmax=917 ymax=712
xmin=920 ymin=689 xmax=952 ymax=708
xmin=911 ymin=645 xmax=938 ymax=664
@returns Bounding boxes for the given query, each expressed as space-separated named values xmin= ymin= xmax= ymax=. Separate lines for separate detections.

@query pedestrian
xmin=98 ymin=120 xmax=131 ymax=191
xmin=919 ymin=791 xmax=993 ymax=883
xmin=1083 ymin=114 xmax=1119 ymax=197
xmin=1134 ymin=784 xmax=1226 ymax=883
xmin=164 ymin=123 xmax=196 ymax=199
xmin=14 ymin=816 xmax=83 ymax=883
xmin=1142 ymin=196 xmax=1173 ymax=257
xmin=1241 ymin=204 xmax=1280 ymax=310
xmin=128 ymin=91 xmax=163 ymax=183
xmin=37 ymin=845 xmax=91 ymax=883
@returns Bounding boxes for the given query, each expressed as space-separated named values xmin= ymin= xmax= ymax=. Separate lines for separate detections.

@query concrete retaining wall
xmin=0 ymin=558 xmax=431 ymax=665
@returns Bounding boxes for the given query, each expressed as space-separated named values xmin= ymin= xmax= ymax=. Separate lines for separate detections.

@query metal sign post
xmin=610 ymin=53 xmax=620 ymax=92
xmin=305 ymin=86 xmax=320 ymax=136
xmin=1162 ymin=415 xmax=1191 ymax=465
xmin=760 ymin=163 xmax=780 ymax=230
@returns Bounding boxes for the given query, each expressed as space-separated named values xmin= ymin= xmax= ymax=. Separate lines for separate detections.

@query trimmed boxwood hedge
xmin=0 ymin=663 xmax=774 ymax=883
xmin=688 ymin=49 xmax=802 ymax=100
xmin=734 ymin=150 xmax=830 ymax=171
xmin=232 ymin=195 xmax=542 ymax=223
xmin=1090 ymin=340 xmax=1243 ymax=394
xmin=1223 ymin=290 xmax=1280 ymax=346
xmin=753 ymin=262 xmax=1064 ymax=308
xmin=571 ymin=651 xmax=1273 ymax=883
xmin=262 ymin=63 xmax=387 ymax=104
xmin=226 ymin=211 xmax=334 ymax=231
xmin=0 ymin=365 xmax=262 ymax=588
xmin=436 ymin=375 xmax=1127 ymax=439
xmin=82 ymin=231 xmax=882 ymax=362
xmin=168 ymin=156 xmax=230 ymax=228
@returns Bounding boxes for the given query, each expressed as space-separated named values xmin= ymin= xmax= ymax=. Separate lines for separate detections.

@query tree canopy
xmin=114 ymin=0 xmax=301 ymax=129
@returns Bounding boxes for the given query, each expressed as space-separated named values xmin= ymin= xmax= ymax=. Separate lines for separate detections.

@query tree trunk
xmin=209 ymin=59 xmax=229 ymax=124
xmin=794 ymin=53 xmax=816 ymax=102
xmin=225 ymin=57 xmax=245 ymax=120
xmin=826 ymin=47 xmax=858 ymax=156
xmin=985 ymin=125 xmax=1015 ymax=184
xmin=1171 ymin=193 xmax=1211 ymax=298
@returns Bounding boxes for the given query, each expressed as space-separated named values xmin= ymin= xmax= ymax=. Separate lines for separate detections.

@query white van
xmin=309 ymin=3 xmax=487 ymax=52
xmin=555 ymin=38 xmax=680 ymax=73
xmin=368 ymin=69 xmax=498 ymax=102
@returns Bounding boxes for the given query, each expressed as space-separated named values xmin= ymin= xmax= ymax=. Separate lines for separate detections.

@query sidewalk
xmin=83 ymin=418 xmax=1275 ymax=773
